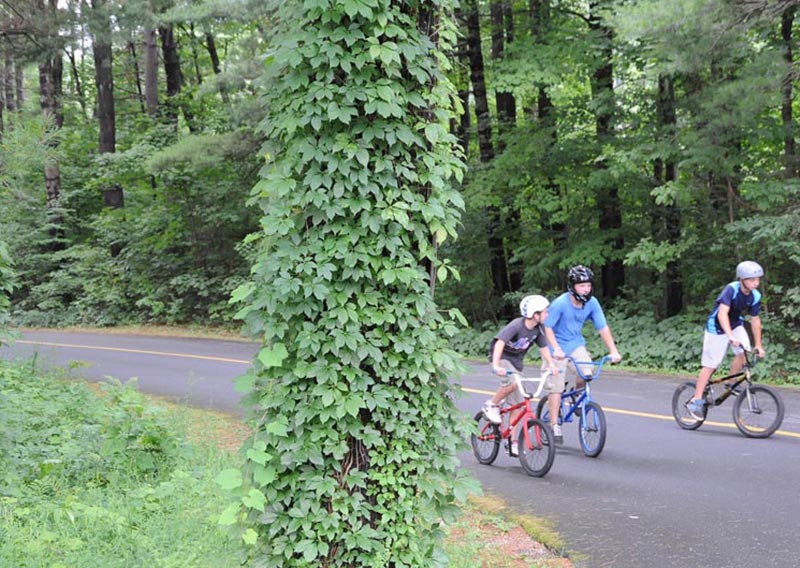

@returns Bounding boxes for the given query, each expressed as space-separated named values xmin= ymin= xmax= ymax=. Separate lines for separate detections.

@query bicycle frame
xmin=557 ymin=355 xmax=612 ymax=422
xmin=497 ymin=374 xmax=549 ymax=448
xmin=704 ymin=348 xmax=758 ymax=407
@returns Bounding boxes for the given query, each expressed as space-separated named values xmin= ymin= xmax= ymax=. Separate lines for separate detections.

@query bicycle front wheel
xmin=579 ymin=401 xmax=606 ymax=457
xmin=518 ymin=418 xmax=555 ymax=477
xmin=672 ymin=381 xmax=706 ymax=430
xmin=471 ymin=412 xmax=501 ymax=465
xmin=733 ymin=385 xmax=784 ymax=438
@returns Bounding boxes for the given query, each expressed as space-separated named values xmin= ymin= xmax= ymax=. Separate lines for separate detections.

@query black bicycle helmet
xmin=567 ymin=265 xmax=594 ymax=305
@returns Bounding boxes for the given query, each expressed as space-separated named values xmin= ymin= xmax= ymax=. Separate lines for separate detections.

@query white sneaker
xmin=552 ymin=424 xmax=563 ymax=445
xmin=482 ymin=400 xmax=501 ymax=424
xmin=510 ymin=441 xmax=519 ymax=456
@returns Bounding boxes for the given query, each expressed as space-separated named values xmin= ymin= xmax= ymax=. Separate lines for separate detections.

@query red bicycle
xmin=470 ymin=372 xmax=556 ymax=477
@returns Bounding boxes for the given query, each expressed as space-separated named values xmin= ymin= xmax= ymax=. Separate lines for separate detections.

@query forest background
xmin=1 ymin=0 xmax=799 ymax=381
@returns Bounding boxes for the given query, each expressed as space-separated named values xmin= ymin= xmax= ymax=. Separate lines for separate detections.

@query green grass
xmin=0 ymin=360 xmax=241 ymax=568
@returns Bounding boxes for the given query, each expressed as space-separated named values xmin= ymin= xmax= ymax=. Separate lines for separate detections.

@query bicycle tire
xmin=733 ymin=385 xmax=784 ymax=438
xmin=579 ymin=401 xmax=606 ymax=457
xmin=471 ymin=411 xmax=501 ymax=465
xmin=672 ymin=381 xmax=706 ymax=430
xmin=518 ymin=418 xmax=555 ymax=477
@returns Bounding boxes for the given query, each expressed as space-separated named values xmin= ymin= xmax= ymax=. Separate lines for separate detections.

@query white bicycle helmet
xmin=736 ymin=261 xmax=764 ymax=279
xmin=520 ymin=294 xmax=549 ymax=318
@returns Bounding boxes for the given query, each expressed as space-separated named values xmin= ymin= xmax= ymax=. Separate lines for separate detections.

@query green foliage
xmin=0 ymin=360 xmax=240 ymax=566
xmin=224 ymin=1 xmax=477 ymax=566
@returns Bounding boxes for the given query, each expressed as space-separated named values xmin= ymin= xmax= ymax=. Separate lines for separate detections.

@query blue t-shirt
xmin=706 ymin=282 xmax=761 ymax=334
xmin=544 ymin=292 xmax=607 ymax=355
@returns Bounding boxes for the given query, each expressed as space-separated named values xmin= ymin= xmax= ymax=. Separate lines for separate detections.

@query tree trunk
xmin=127 ymin=40 xmax=146 ymax=114
xmin=205 ymin=31 xmax=230 ymax=104
xmin=159 ymin=23 xmax=197 ymax=131
xmin=464 ymin=0 xmax=494 ymax=163
xmin=4 ymin=52 xmax=15 ymax=111
xmin=781 ymin=6 xmax=797 ymax=177
xmin=589 ymin=0 xmax=624 ymax=300
xmin=655 ymin=75 xmax=682 ymax=317
xmin=491 ymin=0 xmax=516 ymax=136
xmin=66 ymin=48 xmax=88 ymax=118
xmin=38 ymin=4 xmax=65 ymax=246
xmin=15 ymin=58 xmax=23 ymax=108
xmin=145 ymin=26 xmax=159 ymax=117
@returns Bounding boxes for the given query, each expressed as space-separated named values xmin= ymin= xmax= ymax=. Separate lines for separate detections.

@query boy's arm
xmin=491 ymin=339 xmax=508 ymax=375
xmin=750 ymin=315 xmax=765 ymax=357
xmin=544 ymin=327 xmax=564 ymax=360
xmin=538 ymin=345 xmax=557 ymax=373
xmin=598 ymin=326 xmax=622 ymax=363
xmin=716 ymin=303 xmax=739 ymax=346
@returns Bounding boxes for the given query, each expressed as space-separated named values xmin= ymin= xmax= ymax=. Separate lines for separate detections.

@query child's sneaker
xmin=552 ymin=424 xmax=563 ymax=444
xmin=686 ymin=398 xmax=706 ymax=420
xmin=510 ymin=441 xmax=518 ymax=456
xmin=482 ymin=400 xmax=501 ymax=424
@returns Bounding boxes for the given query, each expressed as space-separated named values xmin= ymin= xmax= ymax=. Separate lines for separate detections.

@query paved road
xmin=4 ymin=330 xmax=800 ymax=568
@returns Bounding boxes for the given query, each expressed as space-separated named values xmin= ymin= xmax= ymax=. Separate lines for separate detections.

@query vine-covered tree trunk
xmin=224 ymin=2 xmax=473 ymax=565
xmin=589 ymin=0 xmax=624 ymax=299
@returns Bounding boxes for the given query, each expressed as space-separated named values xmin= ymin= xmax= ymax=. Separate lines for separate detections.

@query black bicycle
xmin=672 ymin=349 xmax=784 ymax=438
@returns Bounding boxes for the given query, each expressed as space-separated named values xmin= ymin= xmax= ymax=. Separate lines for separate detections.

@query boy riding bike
xmin=686 ymin=260 xmax=766 ymax=420
xmin=543 ymin=265 xmax=622 ymax=443
xmin=482 ymin=294 xmax=557 ymax=456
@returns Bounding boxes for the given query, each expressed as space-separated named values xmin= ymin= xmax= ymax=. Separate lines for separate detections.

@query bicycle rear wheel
xmin=471 ymin=412 xmax=501 ymax=465
xmin=518 ymin=418 xmax=555 ymax=477
xmin=579 ymin=401 xmax=606 ymax=457
xmin=733 ymin=385 xmax=784 ymax=438
xmin=672 ymin=381 xmax=706 ymax=430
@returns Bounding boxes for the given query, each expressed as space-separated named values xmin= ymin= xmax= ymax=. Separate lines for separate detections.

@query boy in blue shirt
xmin=543 ymin=265 xmax=622 ymax=443
xmin=686 ymin=261 xmax=766 ymax=419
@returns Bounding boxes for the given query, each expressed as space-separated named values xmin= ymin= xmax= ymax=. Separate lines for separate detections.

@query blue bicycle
xmin=536 ymin=354 xmax=612 ymax=458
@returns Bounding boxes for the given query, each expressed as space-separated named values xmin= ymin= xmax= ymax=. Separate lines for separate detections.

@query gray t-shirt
xmin=488 ymin=317 xmax=547 ymax=371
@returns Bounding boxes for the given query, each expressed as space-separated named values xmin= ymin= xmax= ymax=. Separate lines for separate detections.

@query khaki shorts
xmin=497 ymin=359 xmax=524 ymax=405
xmin=545 ymin=346 xmax=594 ymax=394
xmin=701 ymin=326 xmax=751 ymax=369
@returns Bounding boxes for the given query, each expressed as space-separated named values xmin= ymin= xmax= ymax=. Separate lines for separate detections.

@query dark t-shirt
xmin=705 ymin=281 xmax=762 ymax=334
xmin=488 ymin=317 xmax=547 ymax=371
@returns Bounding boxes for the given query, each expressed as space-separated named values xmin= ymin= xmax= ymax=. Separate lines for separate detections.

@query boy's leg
xmin=482 ymin=360 xmax=519 ymax=424
xmin=728 ymin=326 xmax=752 ymax=376
xmin=688 ymin=331 xmax=729 ymax=418
xmin=544 ymin=359 xmax=568 ymax=443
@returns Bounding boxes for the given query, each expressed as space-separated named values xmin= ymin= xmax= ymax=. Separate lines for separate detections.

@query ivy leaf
xmin=217 ymin=503 xmax=241 ymax=526
xmin=215 ymin=468 xmax=243 ymax=490
xmin=258 ymin=343 xmax=288 ymax=368
xmin=234 ymin=373 xmax=256 ymax=393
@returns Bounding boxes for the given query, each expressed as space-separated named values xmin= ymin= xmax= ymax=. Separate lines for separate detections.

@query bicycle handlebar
xmin=565 ymin=354 xmax=616 ymax=381
xmin=509 ymin=371 xmax=551 ymax=399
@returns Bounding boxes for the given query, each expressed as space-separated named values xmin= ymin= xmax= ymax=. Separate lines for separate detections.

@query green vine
xmin=219 ymin=1 xmax=476 ymax=566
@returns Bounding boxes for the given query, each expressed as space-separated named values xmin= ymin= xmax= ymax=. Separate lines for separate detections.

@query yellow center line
xmin=16 ymin=340 xmax=251 ymax=365
xmin=462 ymin=386 xmax=800 ymax=439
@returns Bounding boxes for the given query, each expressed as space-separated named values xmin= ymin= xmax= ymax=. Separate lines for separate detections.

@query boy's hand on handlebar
xmin=755 ymin=346 xmax=766 ymax=358
xmin=493 ymin=367 xmax=507 ymax=377
xmin=552 ymin=348 xmax=565 ymax=360
xmin=609 ymin=351 xmax=622 ymax=364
